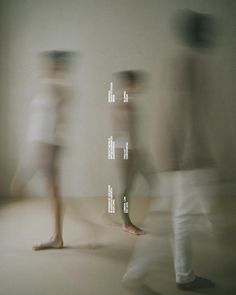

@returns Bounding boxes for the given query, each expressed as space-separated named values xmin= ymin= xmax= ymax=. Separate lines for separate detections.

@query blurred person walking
xmin=11 ymin=51 xmax=73 ymax=250
xmin=111 ymin=70 xmax=155 ymax=235
xmin=123 ymin=11 xmax=220 ymax=292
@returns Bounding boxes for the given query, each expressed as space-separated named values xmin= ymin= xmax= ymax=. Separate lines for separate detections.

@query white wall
xmin=0 ymin=0 xmax=235 ymax=197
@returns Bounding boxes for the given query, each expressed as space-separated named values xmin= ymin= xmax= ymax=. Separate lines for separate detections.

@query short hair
xmin=173 ymin=10 xmax=216 ymax=48
xmin=40 ymin=50 xmax=73 ymax=69
xmin=115 ymin=70 xmax=147 ymax=86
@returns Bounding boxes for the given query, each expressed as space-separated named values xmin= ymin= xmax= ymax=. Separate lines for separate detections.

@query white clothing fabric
xmin=28 ymin=78 xmax=70 ymax=145
xmin=161 ymin=169 xmax=217 ymax=283
xmin=123 ymin=169 xmax=218 ymax=285
xmin=114 ymin=135 xmax=130 ymax=149
xmin=112 ymin=96 xmax=135 ymax=150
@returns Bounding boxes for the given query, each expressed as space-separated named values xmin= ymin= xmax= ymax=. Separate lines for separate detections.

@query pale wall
xmin=0 ymin=0 xmax=235 ymax=197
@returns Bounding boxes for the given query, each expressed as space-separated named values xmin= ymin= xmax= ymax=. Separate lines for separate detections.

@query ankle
xmin=53 ymin=234 xmax=63 ymax=242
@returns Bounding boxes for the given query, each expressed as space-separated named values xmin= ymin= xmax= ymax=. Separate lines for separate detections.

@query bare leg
xmin=118 ymin=149 xmax=145 ymax=235
xmin=33 ymin=178 xmax=63 ymax=250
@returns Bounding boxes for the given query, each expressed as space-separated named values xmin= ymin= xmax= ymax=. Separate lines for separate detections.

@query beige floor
xmin=0 ymin=196 xmax=235 ymax=295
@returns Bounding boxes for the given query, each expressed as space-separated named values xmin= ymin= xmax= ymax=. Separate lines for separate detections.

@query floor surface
xmin=0 ymin=196 xmax=235 ymax=295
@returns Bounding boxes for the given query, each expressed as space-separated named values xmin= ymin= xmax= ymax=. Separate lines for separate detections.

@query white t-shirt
xmin=28 ymin=78 xmax=70 ymax=145
xmin=112 ymin=97 xmax=133 ymax=150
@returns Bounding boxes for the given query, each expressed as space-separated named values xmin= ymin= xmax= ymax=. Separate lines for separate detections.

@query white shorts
xmin=115 ymin=136 xmax=132 ymax=150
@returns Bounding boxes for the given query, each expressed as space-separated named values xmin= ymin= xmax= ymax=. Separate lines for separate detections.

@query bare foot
xmin=123 ymin=224 xmax=145 ymax=235
xmin=33 ymin=237 xmax=63 ymax=251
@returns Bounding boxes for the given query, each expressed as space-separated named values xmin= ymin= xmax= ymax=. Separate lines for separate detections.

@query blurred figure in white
xmin=123 ymin=10 xmax=220 ymax=293
xmin=11 ymin=51 xmax=73 ymax=250
xmin=160 ymin=11 xmax=218 ymax=290
xmin=111 ymin=70 xmax=155 ymax=235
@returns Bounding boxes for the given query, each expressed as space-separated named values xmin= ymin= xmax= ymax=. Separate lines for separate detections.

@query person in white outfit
xmin=11 ymin=51 xmax=73 ymax=250
xmin=112 ymin=71 xmax=155 ymax=235
xmin=123 ymin=11 xmax=218 ymax=292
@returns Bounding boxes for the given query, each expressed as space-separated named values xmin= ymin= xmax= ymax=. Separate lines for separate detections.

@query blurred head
xmin=114 ymin=70 xmax=147 ymax=94
xmin=173 ymin=10 xmax=216 ymax=49
xmin=39 ymin=50 xmax=73 ymax=77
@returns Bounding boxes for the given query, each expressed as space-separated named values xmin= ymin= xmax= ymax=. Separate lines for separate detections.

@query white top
xmin=28 ymin=78 xmax=70 ymax=145
xmin=112 ymin=97 xmax=134 ymax=150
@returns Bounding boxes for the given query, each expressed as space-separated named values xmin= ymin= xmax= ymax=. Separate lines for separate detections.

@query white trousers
xmin=123 ymin=168 xmax=220 ymax=286
xmin=159 ymin=169 xmax=217 ymax=283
